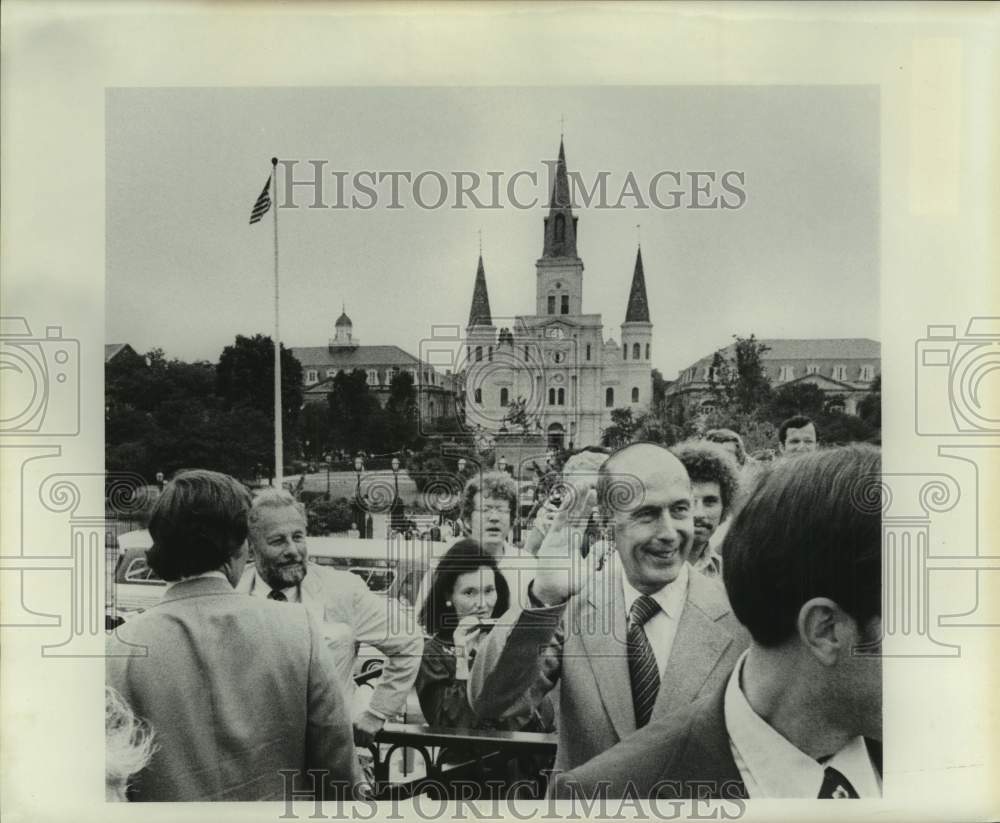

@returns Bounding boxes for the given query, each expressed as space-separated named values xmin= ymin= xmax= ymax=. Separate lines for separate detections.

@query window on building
xmin=605 ymin=387 xmax=614 ymax=408
xmin=428 ymin=401 xmax=435 ymax=418
xmin=632 ymin=343 xmax=640 ymax=360
xmin=475 ymin=346 xmax=483 ymax=362
xmin=645 ymin=343 xmax=650 ymax=360
xmin=548 ymin=388 xmax=556 ymax=406
xmin=306 ymin=369 xmax=318 ymax=383
xmin=547 ymin=295 xmax=556 ymax=315
xmin=860 ymin=364 xmax=874 ymax=382
xmin=561 ymin=294 xmax=569 ymax=314
xmin=806 ymin=364 xmax=819 ymax=375
xmin=557 ymin=388 xmax=565 ymax=405
xmin=586 ymin=343 xmax=591 ymax=361
xmin=834 ymin=364 xmax=847 ymax=381
xmin=500 ymin=388 xmax=509 ymax=407
xmin=554 ymin=213 xmax=565 ymax=242
xmin=524 ymin=345 xmax=530 ymax=362
xmin=474 ymin=388 xmax=482 ymax=404
xmin=488 ymin=346 xmax=493 ymax=362
xmin=326 ymin=369 xmax=336 ymax=378
xmin=776 ymin=365 xmax=794 ymax=382
xmin=631 ymin=387 xmax=639 ymax=403
xmin=623 ymin=344 xmax=628 ymax=360
xmin=466 ymin=346 xmax=470 ymax=361
xmin=553 ymin=351 xmax=564 ymax=364
xmin=571 ymin=375 xmax=577 ymax=405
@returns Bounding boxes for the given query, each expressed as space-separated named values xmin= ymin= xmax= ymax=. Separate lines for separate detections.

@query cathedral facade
xmin=462 ymin=139 xmax=653 ymax=450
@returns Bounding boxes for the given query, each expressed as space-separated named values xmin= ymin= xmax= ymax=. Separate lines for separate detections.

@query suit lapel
xmin=651 ymin=571 xmax=734 ymax=725
xmin=580 ymin=568 xmax=636 ymax=741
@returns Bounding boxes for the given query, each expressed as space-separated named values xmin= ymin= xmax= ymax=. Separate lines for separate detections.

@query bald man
xmin=469 ymin=443 xmax=750 ymax=775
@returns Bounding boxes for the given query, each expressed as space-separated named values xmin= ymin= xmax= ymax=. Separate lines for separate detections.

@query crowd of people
xmin=107 ymin=413 xmax=883 ymax=802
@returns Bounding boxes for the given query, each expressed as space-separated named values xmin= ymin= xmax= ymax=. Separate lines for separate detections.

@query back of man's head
xmin=146 ymin=469 xmax=252 ymax=581
xmin=722 ymin=444 xmax=882 ymax=647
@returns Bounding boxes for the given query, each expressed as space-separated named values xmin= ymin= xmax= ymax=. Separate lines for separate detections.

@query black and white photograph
xmin=2 ymin=3 xmax=998 ymax=822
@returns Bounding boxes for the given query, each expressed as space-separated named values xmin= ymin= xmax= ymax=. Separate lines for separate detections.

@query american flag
xmin=248 ymin=176 xmax=272 ymax=224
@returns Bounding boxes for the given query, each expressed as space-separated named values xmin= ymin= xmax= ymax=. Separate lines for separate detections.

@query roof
xmin=467 ymin=255 xmax=493 ymax=327
xmin=335 ymin=311 xmax=352 ymax=327
xmin=105 ymin=343 xmax=135 ymax=363
xmin=624 ymin=247 xmax=651 ymax=322
xmin=291 ymin=345 xmax=423 ymax=368
xmin=687 ymin=338 xmax=881 ymax=368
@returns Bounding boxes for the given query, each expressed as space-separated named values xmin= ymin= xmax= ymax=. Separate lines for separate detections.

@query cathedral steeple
xmin=624 ymin=246 xmax=650 ymax=322
xmin=542 ymin=138 xmax=579 ymax=259
xmin=467 ymin=254 xmax=493 ymax=327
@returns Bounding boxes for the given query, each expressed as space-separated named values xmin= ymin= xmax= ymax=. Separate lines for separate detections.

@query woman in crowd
xmin=416 ymin=539 xmax=554 ymax=734
xmin=105 ymin=686 xmax=156 ymax=801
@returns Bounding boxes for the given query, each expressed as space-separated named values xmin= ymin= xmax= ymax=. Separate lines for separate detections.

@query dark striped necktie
xmin=627 ymin=594 xmax=661 ymax=728
xmin=267 ymin=589 xmax=287 ymax=602
xmin=818 ymin=766 xmax=859 ymax=799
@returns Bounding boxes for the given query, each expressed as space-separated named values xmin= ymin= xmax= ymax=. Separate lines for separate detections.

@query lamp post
xmin=325 ymin=453 xmax=332 ymax=500
xmin=391 ymin=456 xmax=401 ymax=533
xmin=353 ymin=454 xmax=365 ymax=537
xmin=457 ymin=457 xmax=467 ymax=475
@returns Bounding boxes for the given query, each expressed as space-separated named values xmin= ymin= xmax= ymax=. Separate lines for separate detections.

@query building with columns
xmin=462 ymin=139 xmax=654 ymax=450
xmin=293 ymin=310 xmax=460 ymax=423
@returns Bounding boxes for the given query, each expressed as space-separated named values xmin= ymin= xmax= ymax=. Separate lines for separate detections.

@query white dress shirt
xmin=245 ymin=567 xmax=301 ymax=603
xmin=724 ymin=651 xmax=882 ymax=798
xmin=620 ymin=559 xmax=689 ymax=677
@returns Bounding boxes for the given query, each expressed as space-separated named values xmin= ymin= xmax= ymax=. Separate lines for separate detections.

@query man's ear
xmin=797 ymin=597 xmax=850 ymax=666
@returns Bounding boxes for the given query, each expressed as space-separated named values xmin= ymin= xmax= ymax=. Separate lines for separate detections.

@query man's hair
xmin=460 ymin=470 xmax=518 ymax=522
xmin=722 ymin=444 xmax=882 ymax=647
xmin=247 ymin=488 xmax=306 ymax=542
xmin=146 ymin=469 xmax=252 ymax=581
xmin=418 ymin=539 xmax=510 ymax=639
xmin=704 ymin=428 xmax=747 ymax=467
xmin=778 ymin=414 xmax=816 ymax=446
xmin=596 ymin=441 xmax=683 ymax=517
xmin=105 ymin=686 xmax=156 ymax=790
xmin=670 ymin=440 xmax=741 ymax=517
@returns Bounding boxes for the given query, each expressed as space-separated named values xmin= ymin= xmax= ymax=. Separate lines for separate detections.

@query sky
xmin=106 ymin=86 xmax=879 ymax=379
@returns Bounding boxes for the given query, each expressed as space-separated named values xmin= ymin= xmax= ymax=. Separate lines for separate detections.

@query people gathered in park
xmin=108 ymin=431 xmax=882 ymax=802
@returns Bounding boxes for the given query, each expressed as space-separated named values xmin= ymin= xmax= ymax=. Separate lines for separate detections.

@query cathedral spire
xmin=542 ymin=138 xmax=579 ymax=259
xmin=467 ymin=254 xmax=493 ymax=327
xmin=624 ymin=246 xmax=650 ymax=322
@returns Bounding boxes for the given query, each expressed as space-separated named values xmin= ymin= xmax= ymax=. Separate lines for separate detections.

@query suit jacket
xmin=552 ymin=677 xmax=884 ymax=799
xmin=237 ymin=564 xmax=422 ymax=719
xmin=469 ymin=562 xmax=751 ymax=773
xmin=106 ymin=575 xmax=360 ymax=801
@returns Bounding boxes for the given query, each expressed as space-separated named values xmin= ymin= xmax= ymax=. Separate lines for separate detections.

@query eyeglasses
xmin=474 ymin=504 xmax=511 ymax=516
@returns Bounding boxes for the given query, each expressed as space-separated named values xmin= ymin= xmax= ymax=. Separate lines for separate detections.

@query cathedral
xmin=462 ymin=139 xmax=653 ymax=450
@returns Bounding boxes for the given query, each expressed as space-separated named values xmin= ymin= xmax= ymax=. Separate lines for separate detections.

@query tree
xmin=651 ymin=369 xmax=670 ymax=406
xmin=384 ymin=371 xmax=419 ymax=451
xmin=306 ymin=496 xmax=356 ymax=535
xmin=326 ymin=369 xmax=380 ymax=453
xmin=709 ymin=334 xmax=772 ymax=415
xmin=764 ymin=383 xmax=827 ymax=426
xmin=216 ymin=334 xmax=304 ymax=460
xmin=300 ymin=403 xmax=332 ymax=462
xmin=601 ymin=408 xmax=638 ymax=450
xmin=857 ymin=374 xmax=881 ymax=429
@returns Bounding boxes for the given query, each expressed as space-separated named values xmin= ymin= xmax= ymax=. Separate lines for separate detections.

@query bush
xmin=306 ymin=496 xmax=356 ymax=535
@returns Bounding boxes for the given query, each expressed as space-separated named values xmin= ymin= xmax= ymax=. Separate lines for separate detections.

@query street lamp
xmin=457 ymin=457 xmax=467 ymax=474
xmin=391 ymin=456 xmax=401 ymax=532
xmin=498 ymin=456 xmax=507 ymax=473
xmin=325 ymin=453 xmax=332 ymax=500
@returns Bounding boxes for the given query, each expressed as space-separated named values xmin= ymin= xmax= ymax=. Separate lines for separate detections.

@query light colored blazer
xmin=238 ymin=563 xmax=422 ymax=720
xmin=469 ymin=563 xmax=751 ymax=773
xmin=106 ymin=576 xmax=360 ymax=801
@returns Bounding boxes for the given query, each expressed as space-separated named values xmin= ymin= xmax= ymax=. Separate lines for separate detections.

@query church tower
xmin=619 ymin=246 xmax=653 ymax=408
xmin=464 ymin=255 xmax=498 ymax=429
xmin=536 ymin=138 xmax=584 ymax=318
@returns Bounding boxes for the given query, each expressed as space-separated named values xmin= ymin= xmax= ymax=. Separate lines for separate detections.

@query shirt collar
xmin=248 ymin=567 xmax=301 ymax=602
xmin=620 ymin=557 xmax=689 ymax=621
xmin=724 ymin=650 xmax=880 ymax=798
xmin=165 ymin=569 xmax=229 ymax=590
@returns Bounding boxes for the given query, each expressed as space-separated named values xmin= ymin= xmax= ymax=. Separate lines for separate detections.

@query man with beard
xmin=240 ymin=491 xmax=422 ymax=747
xmin=670 ymin=440 xmax=741 ymax=578
xmin=553 ymin=445 xmax=883 ymax=798
xmin=470 ymin=443 xmax=750 ymax=774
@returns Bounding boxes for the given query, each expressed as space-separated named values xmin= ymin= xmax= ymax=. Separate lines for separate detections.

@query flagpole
xmin=271 ymin=156 xmax=284 ymax=487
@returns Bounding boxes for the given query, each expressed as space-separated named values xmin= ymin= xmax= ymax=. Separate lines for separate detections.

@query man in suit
xmin=239 ymin=490 xmax=422 ymax=744
xmin=106 ymin=470 xmax=360 ymax=802
xmin=553 ymin=444 xmax=883 ymax=799
xmin=469 ymin=443 xmax=750 ymax=774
